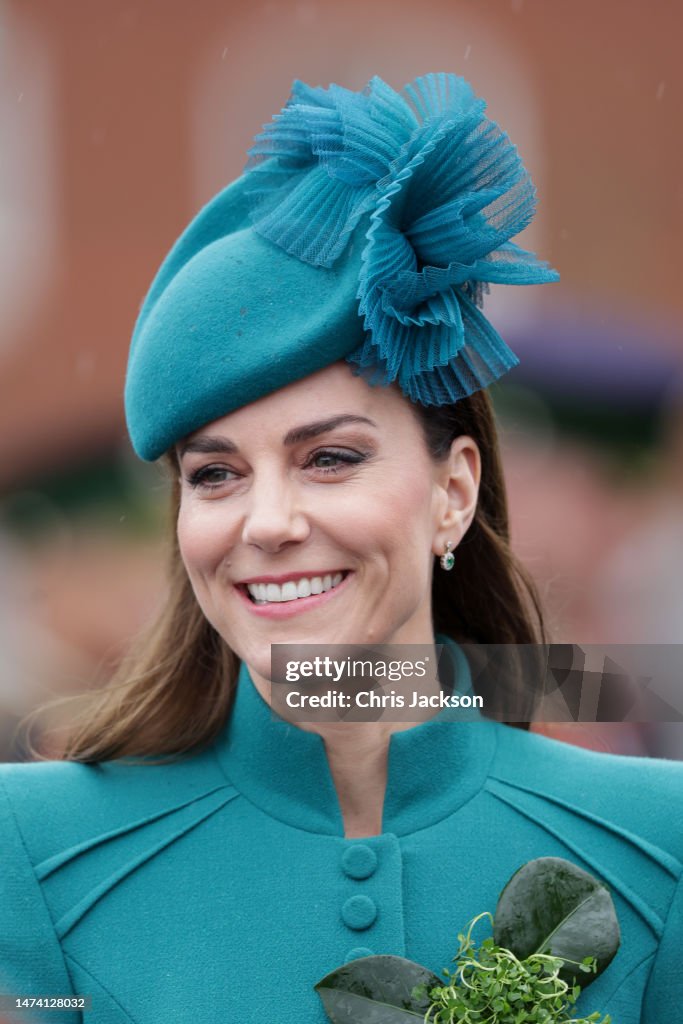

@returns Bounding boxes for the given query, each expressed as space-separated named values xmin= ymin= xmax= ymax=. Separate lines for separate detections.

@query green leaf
xmin=314 ymin=955 xmax=443 ymax=1023
xmin=493 ymin=857 xmax=620 ymax=988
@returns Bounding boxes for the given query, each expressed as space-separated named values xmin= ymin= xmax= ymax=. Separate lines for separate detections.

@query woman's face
xmin=176 ymin=362 xmax=479 ymax=683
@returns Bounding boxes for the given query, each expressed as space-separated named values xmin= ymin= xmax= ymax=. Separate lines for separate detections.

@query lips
xmin=239 ymin=571 xmax=349 ymax=605
xmin=234 ymin=570 xmax=353 ymax=618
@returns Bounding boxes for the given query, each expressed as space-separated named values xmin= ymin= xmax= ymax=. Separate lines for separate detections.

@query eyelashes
xmin=186 ymin=465 xmax=237 ymax=489
xmin=306 ymin=449 xmax=368 ymax=473
xmin=186 ymin=448 xmax=370 ymax=491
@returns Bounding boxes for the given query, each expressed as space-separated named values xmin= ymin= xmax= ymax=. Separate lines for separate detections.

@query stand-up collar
xmin=214 ymin=637 xmax=499 ymax=837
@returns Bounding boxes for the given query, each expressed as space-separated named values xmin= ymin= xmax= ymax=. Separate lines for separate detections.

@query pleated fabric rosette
xmin=245 ymin=73 xmax=559 ymax=406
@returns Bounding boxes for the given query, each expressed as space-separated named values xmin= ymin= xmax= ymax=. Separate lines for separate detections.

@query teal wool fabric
xmin=125 ymin=173 xmax=367 ymax=462
xmin=1 ymin=646 xmax=682 ymax=1023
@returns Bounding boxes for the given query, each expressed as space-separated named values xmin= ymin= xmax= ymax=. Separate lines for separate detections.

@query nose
xmin=240 ymin=471 xmax=310 ymax=553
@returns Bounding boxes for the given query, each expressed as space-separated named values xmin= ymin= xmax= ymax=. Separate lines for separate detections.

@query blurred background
xmin=1 ymin=0 xmax=681 ymax=760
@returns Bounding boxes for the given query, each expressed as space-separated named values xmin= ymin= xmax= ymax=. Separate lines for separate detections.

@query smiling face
xmin=176 ymin=362 xmax=480 ymax=685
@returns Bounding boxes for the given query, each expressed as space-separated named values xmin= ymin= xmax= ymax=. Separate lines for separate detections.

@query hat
xmin=125 ymin=73 xmax=559 ymax=461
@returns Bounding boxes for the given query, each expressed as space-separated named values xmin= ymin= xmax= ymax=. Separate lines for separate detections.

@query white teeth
xmin=245 ymin=572 xmax=346 ymax=604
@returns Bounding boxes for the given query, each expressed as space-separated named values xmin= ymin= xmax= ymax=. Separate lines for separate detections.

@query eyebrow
xmin=178 ymin=414 xmax=378 ymax=457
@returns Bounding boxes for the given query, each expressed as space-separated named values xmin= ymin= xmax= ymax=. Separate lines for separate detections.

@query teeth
xmin=246 ymin=572 xmax=344 ymax=604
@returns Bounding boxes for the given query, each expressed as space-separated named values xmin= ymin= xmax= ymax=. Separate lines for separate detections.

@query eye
xmin=186 ymin=464 xmax=239 ymax=489
xmin=305 ymin=448 xmax=368 ymax=474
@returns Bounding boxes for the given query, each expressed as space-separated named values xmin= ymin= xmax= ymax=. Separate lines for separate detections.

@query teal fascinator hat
xmin=125 ymin=73 xmax=559 ymax=461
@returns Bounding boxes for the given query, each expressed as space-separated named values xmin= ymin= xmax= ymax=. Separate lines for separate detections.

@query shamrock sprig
xmin=415 ymin=912 xmax=610 ymax=1023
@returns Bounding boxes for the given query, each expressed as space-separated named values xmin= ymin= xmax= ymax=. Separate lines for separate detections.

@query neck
xmin=320 ymin=722 xmax=391 ymax=837
xmin=316 ymin=718 xmax=429 ymax=838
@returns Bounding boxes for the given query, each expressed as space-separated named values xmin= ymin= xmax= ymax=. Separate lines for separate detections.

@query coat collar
xmin=214 ymin=636 xmax=499 ymax=837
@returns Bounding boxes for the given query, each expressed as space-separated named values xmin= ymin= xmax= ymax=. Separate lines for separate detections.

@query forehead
xmin=186 ymin=362 xmax=417 ymax=441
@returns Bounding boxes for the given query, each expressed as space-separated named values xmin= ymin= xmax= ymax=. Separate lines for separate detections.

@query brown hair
xmin=24 ymin=389 xmax=545 ymax=762
xmin=410 ymin=391 xmax=545 ymax=646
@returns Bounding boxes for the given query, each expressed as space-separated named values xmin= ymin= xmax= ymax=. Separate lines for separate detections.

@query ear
xmin=431 ymin=436 xmax=481 ymax=557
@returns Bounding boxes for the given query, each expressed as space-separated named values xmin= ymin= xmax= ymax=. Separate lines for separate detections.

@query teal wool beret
xmin=125 ymin=74 xmax=559 ymax=461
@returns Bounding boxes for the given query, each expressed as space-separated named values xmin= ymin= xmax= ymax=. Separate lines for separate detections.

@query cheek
xmin=384 ymin=475 xmax=437 ymax=543
xmin=350 ymin=472 xmax=436 ymax=562
xmin=176 ymin=502 xmax=231 ymax=576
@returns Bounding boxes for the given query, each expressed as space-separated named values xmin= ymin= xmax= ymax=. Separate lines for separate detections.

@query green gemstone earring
xmin=440 ymin=540 xmax=455 ymax=571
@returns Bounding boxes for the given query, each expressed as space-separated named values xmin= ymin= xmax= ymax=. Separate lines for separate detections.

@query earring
xmin=440 ymin=540 xmax=455 ymax=571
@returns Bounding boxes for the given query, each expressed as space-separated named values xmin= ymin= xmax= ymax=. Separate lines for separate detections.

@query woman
xmin=1 ymin=74 xmax=681 ymax=1024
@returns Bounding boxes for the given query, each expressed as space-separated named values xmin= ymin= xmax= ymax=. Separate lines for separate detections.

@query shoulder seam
xmin=641 ymin=868 xmax=683 ymax=1008
xmin=64 ymin=951 xmax=139 ymax=1024
xmin=211 ymin=741 xmax=231 ymax=784
xmin=0 ymin=773 xmax=77 ymax=997
xmin=598 ymin=948 xmax=655 ymax=1007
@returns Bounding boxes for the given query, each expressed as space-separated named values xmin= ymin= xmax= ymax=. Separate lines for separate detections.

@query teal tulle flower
xmin=246 ymin=73 xmax=559 ymax=405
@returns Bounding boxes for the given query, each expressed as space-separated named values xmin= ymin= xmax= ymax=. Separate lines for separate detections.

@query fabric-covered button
xmin=345 ymin=947 xmax=374 ymax=962
xmin=341 ymin=895 xmax=377 ymax=930
xmin=341 ymin=844 xmax=378 ymax=880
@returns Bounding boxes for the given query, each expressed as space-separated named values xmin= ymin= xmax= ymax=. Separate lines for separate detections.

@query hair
xmin=22 ymin=388 xmax=546 ymax=762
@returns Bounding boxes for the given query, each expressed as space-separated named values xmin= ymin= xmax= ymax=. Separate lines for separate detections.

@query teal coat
xmin=1 ymin=645 xmax=682 ymax=1023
